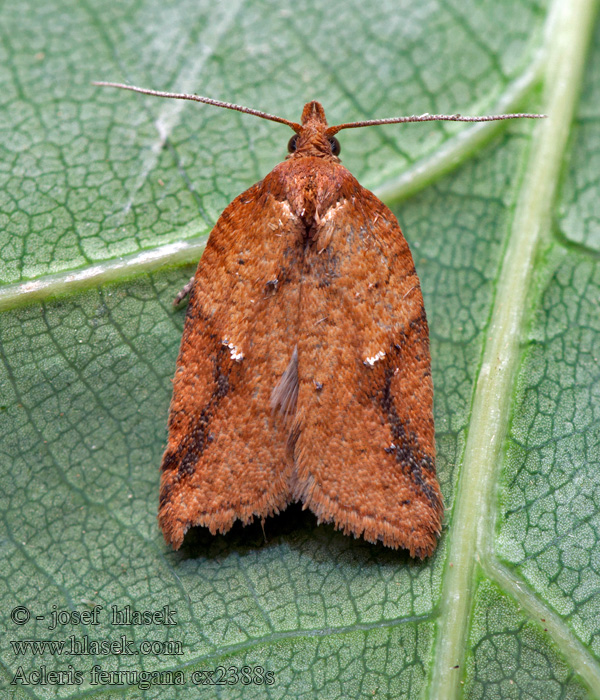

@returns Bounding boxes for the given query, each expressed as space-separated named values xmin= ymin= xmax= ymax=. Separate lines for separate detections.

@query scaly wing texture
xmin=159 ymin=180 xmax=304 ymax=548
xmin=293 ymin=173 xmax=443 ymax=559
xmin=160 ymin=154 xmax=442 ymax=557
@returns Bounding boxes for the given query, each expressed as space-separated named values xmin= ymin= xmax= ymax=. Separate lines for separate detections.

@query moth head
xmin=285 ymin=101 xmax=342 ymax=161
xmin=287 ymin=132 xmax=341 ymax=158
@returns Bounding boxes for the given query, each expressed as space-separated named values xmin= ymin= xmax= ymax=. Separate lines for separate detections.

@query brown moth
xmin=95 ymin=82 xmax=545 ymax=557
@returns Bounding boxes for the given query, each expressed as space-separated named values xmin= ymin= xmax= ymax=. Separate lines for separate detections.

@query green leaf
xmin=0 ymin=0 xmax=599 ymax=698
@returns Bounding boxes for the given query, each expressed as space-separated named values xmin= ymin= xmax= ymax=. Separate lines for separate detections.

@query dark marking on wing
xmin=161 ymin=345 xmax=231 ymax=479
xmin=380 ymin=364 xmax=440 ymax=510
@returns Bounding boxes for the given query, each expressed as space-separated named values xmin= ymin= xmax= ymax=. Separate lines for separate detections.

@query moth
xmin=95 ymin=82 xmax=545 ymax=557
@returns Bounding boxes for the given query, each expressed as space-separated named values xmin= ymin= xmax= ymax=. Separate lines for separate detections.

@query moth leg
xmin=173 ymin=276 xmax=195 ymax=307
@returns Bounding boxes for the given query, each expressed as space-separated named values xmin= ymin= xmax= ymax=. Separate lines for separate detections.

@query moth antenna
xmin=92 ymin=81 xmax=302 ymax=132
xmin=327 ymin=111 xmax=547 ymax=135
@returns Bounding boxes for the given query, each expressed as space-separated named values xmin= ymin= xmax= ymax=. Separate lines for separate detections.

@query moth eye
xmin=288 ymin=134 xmax=299 ymax=153
xmin=329 ymin=137 xmax=341 ymax=156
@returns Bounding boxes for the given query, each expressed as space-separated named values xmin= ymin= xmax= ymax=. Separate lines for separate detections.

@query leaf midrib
xmin=427 ymin=1 xmax=600 ymax=698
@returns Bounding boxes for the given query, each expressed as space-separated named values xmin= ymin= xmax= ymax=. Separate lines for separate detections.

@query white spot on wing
xmin=320 ymin=200 xmax=345 ymax=223
xmin=222 ymin=338 xmax=244 ymax=362
xmin=364 ymin=350 xmax=386 ymax=367
xmin=278 ymin=200 xmax=293 ymax=215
